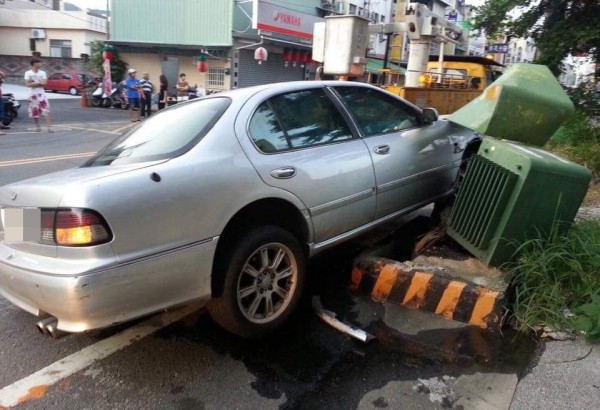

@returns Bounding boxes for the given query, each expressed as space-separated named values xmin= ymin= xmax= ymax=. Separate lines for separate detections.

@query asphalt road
xmin=0 ymin=99 xmax=537 ymax=409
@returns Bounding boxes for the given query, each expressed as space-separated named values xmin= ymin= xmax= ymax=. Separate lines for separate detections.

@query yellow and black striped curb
xmin=350 ymin=256 xmax=504 ymax=331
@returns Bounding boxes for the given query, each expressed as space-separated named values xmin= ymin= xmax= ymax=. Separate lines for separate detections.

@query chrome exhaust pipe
xmin=36 ymin=316 xmax=67 ymax=338
xmin=46 ymin=321 xmax=67 ymax=339
xmin=36 ymin=316 xmax=56 ymax=336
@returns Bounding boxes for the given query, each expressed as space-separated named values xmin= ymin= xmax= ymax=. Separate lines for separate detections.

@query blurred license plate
xmin=0 ymin=208 xmax=41 ymax=242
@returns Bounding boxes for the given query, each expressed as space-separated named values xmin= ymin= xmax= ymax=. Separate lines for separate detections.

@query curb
xmin=351 ymin=256 xmax=505 ymax=330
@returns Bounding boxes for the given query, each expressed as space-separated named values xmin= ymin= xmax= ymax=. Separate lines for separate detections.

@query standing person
xmin=176 ymin=73 xmax=189 ymax=102
xmin=24 ymin=58 xmax=53 ymax=132
xmin=0 ymin=70 xmax=7 ymax=136
xmin=157 ymin=74 xmax=168 ymax=111
xmin=125 ymin=68 xmax=142 ymax=122
xmin=139 ymin=72 xmax=154 ymax=118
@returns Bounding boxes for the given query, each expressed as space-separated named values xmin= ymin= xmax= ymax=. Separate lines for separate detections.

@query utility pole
xmin=106 ymin=0 xmax=110 ymax=40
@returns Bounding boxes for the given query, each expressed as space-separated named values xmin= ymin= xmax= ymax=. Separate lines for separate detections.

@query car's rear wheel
xmin=208 ymin=225 xmax=305 ymax=338
xmin=69 ymin=87 xmax=78 ymax=96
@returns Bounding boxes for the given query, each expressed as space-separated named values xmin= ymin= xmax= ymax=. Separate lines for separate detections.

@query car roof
xmin=205 ymin=80 xmax=380 ymax=100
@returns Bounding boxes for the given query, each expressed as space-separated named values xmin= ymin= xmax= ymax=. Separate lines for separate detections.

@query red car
xmin=45 ymin=71 xmax=89 ymax=95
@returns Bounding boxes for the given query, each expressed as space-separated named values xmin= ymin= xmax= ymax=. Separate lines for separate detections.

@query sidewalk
xmin=511 ymin=338 xmax=600 ymax=409
xmin=2 ymin=83 xmax=79 ymax=101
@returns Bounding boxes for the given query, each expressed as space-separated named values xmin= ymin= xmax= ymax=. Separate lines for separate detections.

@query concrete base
xmin=352 ymin=255 xmax=506 ymax=330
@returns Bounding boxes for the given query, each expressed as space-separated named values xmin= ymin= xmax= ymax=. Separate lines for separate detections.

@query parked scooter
xmin=170 ymin=84 xmax=204 ymax=105
xmin=187 ymin=85 xmax=204 ymax=100
xmin=90 ymin=82 xmax=127 ymax=109
xmin=91 ymin=82 xmax=115 ymax=108
xmin=1 ymin=92 xmax=20 ymax=127
xmin=110 ymin=82 xmax=128 ymax=109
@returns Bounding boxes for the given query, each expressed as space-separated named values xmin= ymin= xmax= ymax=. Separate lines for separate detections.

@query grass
xmin=547 ymin=82 xmax=600 ymax=183
xmin=505 ymin=219 xmax=600 ymax=341
xmin=499 ymin=87 xmax=600 ymax=339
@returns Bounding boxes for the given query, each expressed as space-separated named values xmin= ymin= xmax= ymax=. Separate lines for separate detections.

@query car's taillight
xmin=40 ymin=208 xmax=112 ymax=246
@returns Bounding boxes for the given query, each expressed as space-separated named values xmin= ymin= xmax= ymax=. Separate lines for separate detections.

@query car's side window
xmin=248 ymin=102 xmax=289 ymax=153
xmin=249 ymin=88 xmax=353 ymax=153
xmin=63 ymin=74 xmax=72 ymax=80
xmin=49 ymin=73 xmax=61 ymax=80
xmin=335 ymin=87 xmax=421 ymax=136
xmin=271 ymin=89 xmax=353 ymax=149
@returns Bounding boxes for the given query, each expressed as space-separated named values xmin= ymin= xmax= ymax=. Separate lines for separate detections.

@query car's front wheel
xmin=69 ymin=87 xmax=78 ymax=96
xmin=208 ymin=226 xmax=305 ymax=338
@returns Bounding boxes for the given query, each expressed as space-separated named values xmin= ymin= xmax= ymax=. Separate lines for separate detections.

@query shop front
xmin=232 ymin=0 xmax=323 ymax=88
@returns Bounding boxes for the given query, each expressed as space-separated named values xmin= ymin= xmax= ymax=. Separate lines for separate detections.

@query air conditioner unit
xmin=31 ymin=29 xmax=46 ymax=39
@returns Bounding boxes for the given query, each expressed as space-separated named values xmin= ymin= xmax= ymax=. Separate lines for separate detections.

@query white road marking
xmin=112 ymin=123 xmax=137 ymax=134
xmin=0 ymin=303 xmax=204 ymax=408
xmin=53 ymin=125 xmax=120 ymax=135
xmin=0 ymin=152 xmax=96 ymax=168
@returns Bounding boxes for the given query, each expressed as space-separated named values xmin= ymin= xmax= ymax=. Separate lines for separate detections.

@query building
xmin=0 ymin=0 xmax=107 ymax=58
xmin=0 ymin=0 xmax=107 ymax=82
xmin=110 ymin=0 xmax=329 ymax=92
xmin=484 ymin=35 xmax=537 ymax=68
xmin=504 ymin=37 xmax=537 ymax=65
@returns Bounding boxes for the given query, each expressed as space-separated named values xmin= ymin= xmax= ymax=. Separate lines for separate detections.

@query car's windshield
xmin=83 ymin=97 xmax=231 ymax=166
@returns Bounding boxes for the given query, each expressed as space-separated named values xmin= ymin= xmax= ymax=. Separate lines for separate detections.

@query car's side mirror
xmin=422 ymin=108 xmax=439 ymax=124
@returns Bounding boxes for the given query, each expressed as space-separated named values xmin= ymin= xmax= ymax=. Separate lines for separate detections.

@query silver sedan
xmin=0 ymin=81 xmax=478 ymax=338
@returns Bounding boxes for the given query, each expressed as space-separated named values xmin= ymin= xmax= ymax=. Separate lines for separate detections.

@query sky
xmin=66 ymin=0 xmax=108 ymax=11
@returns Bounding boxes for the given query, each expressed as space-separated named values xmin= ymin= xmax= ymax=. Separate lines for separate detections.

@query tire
xmin=91 ymin=97 xmax=101 ymax=107
xmin=69 ymin=87 xmax=78 ymax=96
xmin=208 ymin=225 xmax=306 ymax=338
xmin=121 ymin=100 xmax=128 ymax=110
xmin=102 ymin=98 xmax=111 ymax=108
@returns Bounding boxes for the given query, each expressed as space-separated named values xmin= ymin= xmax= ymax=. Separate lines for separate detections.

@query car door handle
xmin=373 ymin=145 xmax=390 ymax=155
xmin=270 ymin=167 xmax=296 ymax=179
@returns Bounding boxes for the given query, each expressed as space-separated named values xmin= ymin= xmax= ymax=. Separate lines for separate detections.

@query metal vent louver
xmin=448 ymin=155 xmax=517 ymax=250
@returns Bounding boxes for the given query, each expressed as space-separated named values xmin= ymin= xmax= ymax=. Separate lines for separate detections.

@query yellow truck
xmin=377 ymin=56 xmax=504 ymax=115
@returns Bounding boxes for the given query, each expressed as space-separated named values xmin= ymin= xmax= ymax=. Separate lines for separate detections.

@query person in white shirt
xmin=24 ymin=58 xmax=53 ymax=132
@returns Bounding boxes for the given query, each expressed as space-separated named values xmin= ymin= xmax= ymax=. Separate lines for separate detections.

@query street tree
xmin=87 ymin=41 xmax=128 ymax=83
xmin=471 ymin=0 xmax=600 ymax=78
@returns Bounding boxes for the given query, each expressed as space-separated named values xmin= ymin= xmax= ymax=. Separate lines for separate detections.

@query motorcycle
xmin=169 ymin=85 xmax=204 ymax=105
xmin=187 ymin=85 xmax=203 ymax=100
xmin=90 ymin=82 xmax=128 ymax=109
xmin=110 ymin=82 xmax=128 ymax=109
xmin=1 ymin=92 xmax=20 ymax=127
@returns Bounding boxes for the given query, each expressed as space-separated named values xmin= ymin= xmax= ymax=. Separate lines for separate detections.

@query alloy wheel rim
xmin=236 ymin=242 xmax=298 ymax=324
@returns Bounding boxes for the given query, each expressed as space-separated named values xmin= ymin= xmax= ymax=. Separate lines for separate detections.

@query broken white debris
xmin=312 ymin=296 xmax=375 ymax=343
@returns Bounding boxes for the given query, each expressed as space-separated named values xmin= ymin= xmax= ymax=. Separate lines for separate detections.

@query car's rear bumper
xmin=0 ymin=239 xmax=216 ymax=332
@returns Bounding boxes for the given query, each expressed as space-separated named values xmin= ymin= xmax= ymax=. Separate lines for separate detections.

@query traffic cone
xmin=81 ymin=91 xmax=88 ymax=108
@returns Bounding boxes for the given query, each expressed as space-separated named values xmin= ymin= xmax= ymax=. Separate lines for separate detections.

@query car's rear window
xmin=83 ymin=97 xmax=231 ymax=166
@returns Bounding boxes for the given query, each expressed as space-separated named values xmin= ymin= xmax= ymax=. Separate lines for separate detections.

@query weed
xmin=505 ymin=219 xmax=600 ymax=340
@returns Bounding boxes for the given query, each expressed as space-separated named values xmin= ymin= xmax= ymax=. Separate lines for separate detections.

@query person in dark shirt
xmin=158 ymin=75 xmax=168 ymax=111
